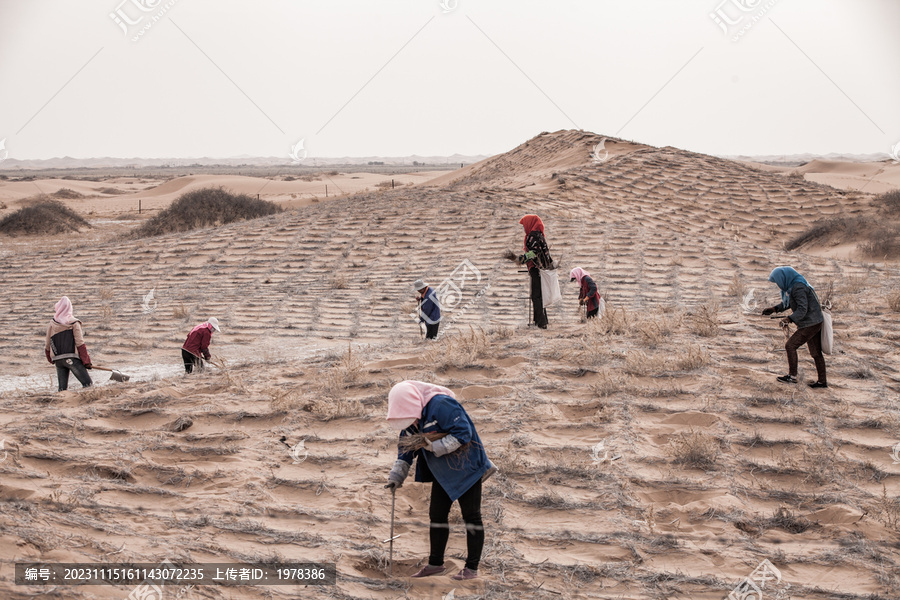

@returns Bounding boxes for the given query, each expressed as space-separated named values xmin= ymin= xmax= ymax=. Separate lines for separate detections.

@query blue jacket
xmin=397 ymin=394 xmax=488 ymax=502
xmin=418 ymin=287 xmax=441 ymax=325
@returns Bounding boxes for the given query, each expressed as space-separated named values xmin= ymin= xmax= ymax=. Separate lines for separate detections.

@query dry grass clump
xmin=172 ymin=303 xmax=191 ymax=319
xmin=0 ymin=200 xmax=90 ymax=236
xmin=585 ymin=305 xmax=630 ymax=336
xmin=670 ymin=344 xmax=711 ymax=371
xmin=590 ymin=369 xmax=631 ymax=397
xmin=423 ymin=326 xmax=489 ymax=370
xmin=667 ymin=430 xmax=721 ymax=469
xmin=688 ymin=303 xmax=719 ymax=338
xmin=726 ymin=273 xmax=746 ymax=298
xmin=313 ymin=345 xmax=364 ymax=397
xmin=132 ymin=187 xmax=282 ymax=238
xmin=636 ymin=311 xmax=682 ymax=347
xmin=625 ymin=345 xmax=709 ymax=375
xmin=888 ymin=289 xmax=900 ymax=313
xmin=331 ymin=274 xmax=349 ymax=289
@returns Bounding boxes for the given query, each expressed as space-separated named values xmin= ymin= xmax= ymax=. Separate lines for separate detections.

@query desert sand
xmin=0 ymin=130 xmax=898 ymax=599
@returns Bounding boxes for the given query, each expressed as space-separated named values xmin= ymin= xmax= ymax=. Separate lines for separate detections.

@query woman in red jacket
xmin=45 ymin=296 xmax=93 ymax=391
xmin=518 ymin=215 xmax=552 ymax=329
xmin=181 ymin=318 xmax=220 ymax=373
xmin=570 ymin=267 xmax=603 ymax=319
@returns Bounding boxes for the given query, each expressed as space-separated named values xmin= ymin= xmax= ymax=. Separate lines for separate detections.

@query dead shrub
xmin=0 ymin=200 xmax=91 ymax=236
xmin=688 ymin=303 xmax=719 ymax=338
xmin=52 ymin=188 xmax=84 ymax=199
xmin=132 ymin=187 xmax=281 ymax=238
xmin=172 ymin=303 xmax=191 ymax=319
xmin=888 ymin=290 xmax=900 ymax=313
xmin=423 ymin=326 xmax=489 ymax=371
xmin=331 ymin=274 xmax=349 ymax=289
xmin=670 ymin=344 xmax=711 ymax=371
xmin=667 ymin=430 xmax=720 ymax=469
xmin=590 ymin=369 xmax=631 ymax=397
xmin=726 ymin=273 xmax=746 ymax=298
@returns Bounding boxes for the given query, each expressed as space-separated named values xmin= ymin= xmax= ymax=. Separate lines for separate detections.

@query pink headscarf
xmin=387 ymin=380 xmax=455 ymax=420
xmin=570 ymin=267 xmax=589 ymax=284
xmin=54 ymin=296 xmax=75 ymax=324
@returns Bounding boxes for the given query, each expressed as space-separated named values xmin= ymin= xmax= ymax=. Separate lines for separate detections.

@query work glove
xmin=385 ymin=460 xmax=410 ymax=489
xmin=84 ymin=364 xmax=92 ymax=370
xmin=428 ymin=435 xmax=462 ymax=457
xmin=762 ymin=307 xmax=776 ymax=315
xmin=780 ymin=317 xmax=792 ymax=326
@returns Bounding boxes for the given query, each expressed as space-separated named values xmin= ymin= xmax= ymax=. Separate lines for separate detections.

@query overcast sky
xmin=1 ymin=0 xmax=898 ymax=161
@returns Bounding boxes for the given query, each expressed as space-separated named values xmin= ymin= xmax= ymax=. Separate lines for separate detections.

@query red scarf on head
xmin=519 ymin=215 xmax=544 ymax=249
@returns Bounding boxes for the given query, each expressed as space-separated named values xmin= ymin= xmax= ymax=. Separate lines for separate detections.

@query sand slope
xmin=0 ymin=130 xmax=899 ymax=599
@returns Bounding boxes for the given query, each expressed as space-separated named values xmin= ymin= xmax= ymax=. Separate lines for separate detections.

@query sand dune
xmin=0 ymin=130 xmax=899 ymax=599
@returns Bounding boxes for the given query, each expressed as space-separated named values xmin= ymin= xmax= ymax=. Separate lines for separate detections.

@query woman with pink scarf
xmin=44 ymin=296 xmax=93 ymax=391
xmin=569 ymin=267 xmax=603 ymax=319
xmin=385 ymin=380 xmax=495 ymax=581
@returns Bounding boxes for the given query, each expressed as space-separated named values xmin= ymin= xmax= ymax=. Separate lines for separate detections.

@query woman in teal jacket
xmin=385 ymin=380 xmax=493 ymax=581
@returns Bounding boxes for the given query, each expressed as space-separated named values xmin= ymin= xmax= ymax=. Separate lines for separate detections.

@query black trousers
xmin=786 ymin=321 xmax=826 ymax=383
xmin=425 ymin=322 xmax=440 ymax=339
xmin=586 ymin=307 xmax=599 ymax=319
xmin=529 ymin=267 xmax=548 ymax=328
xmin=428 ymin=479 xmax=484 ymax=572
xmin=56 ymin=358 xmax=92 ymax=391
xmin=182 ymin=349 xmax=203 ymax=373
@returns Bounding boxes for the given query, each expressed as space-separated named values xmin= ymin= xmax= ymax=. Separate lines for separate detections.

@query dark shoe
xmin=808 ymin=381 xmax=828 ymax=389
xmin=451 ymin=568 xmax=478 ymax=581
xmin=776 ymin=375 xmax=797 ymax=384
xmin=411 ymin=565 xmax=445 ymax=578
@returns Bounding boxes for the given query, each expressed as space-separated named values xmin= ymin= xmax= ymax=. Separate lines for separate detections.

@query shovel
xmin=91 ymin=365 xmax=130 ymax=382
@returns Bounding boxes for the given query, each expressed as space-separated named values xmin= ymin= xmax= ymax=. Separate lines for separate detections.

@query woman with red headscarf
xmin=518 ymin=214 xmax=552 ymax=328
xmin=44 ymin=296 xmax=93 ymax=391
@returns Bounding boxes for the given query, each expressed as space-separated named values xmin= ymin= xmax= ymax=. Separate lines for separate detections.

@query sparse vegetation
xmin=667 ymin=430 xmax=720 ymax=469
xmin=52 ymin=187 xmax=84 ymax=199
xmin=0 ymin=200 xmax=91 ymax=236
xmin=132 ymin=187 xmax=282 ymax=238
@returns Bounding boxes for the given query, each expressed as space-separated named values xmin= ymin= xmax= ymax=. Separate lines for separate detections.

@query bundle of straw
xmin=502 ymin=249 xmax=520 ymax=263
xmin=398 ymin=431 xmax=448 ymax=452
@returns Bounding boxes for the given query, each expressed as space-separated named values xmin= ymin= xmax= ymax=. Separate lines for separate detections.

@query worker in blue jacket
xmin=414 ymin=279 xmax=441 ymax=339
xmin=385 ymin=380 xmax=497 ymax=581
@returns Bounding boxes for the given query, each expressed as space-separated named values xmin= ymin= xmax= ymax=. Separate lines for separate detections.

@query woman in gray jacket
xmin=762 ymin=266 xmax=827 ymax=388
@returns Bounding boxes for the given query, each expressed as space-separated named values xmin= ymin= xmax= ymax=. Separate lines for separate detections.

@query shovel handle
xmin=89 ymin=366 xmax=115 ymax=372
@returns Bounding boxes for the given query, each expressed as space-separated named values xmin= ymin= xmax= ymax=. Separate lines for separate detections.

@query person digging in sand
xmin=414 ymin=279 xmax=441 ymax=340
xmin=570 ymin=267 xmax=602 ymax=319
xmin=181 ymin=317 xmax=220 ymax=373
xmin=762 ymin=266 xmax=827 ymax=388
xmin=45 ymin=296 xmax=93 ymax=391
xmin=518 ymin=214 xmax=552 ymax=329
xmin=384 ymin=380 xmax=497 ymax=581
